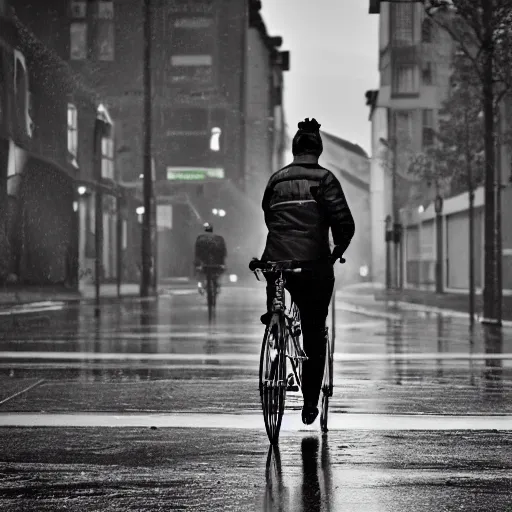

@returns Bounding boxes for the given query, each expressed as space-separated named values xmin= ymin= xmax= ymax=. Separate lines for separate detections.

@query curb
xmin=394 ymin=300 xmax=512 ymax=327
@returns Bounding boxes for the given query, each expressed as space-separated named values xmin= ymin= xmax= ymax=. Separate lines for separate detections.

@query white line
xmin=0 ymin=379 xmax=45 ymax=406
xmin=1 ymin=351 xmax=512 ymax=362
xmin=0 ymin=363 xmax=258 ymax=371
xmin=1 ymin=412 xmax=511 ymax=431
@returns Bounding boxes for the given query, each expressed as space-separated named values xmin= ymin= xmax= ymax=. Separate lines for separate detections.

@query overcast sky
xmin=260 ymin=0 xmax=379 ymax=155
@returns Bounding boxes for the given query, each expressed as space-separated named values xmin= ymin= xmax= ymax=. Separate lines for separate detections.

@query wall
xmin=320 ymin=133 xmax=371 ymax=284
xmin=245 ymin=26 xmax=272 ymax=204
xmin=402 ymin=185 xmax=512 ymax=293
xmin=369 ymin=105 xmax=391 ymax=285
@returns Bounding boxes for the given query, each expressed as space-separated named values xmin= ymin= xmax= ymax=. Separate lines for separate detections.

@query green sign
xmin=167 ymin=167 xmax=224 ymax=181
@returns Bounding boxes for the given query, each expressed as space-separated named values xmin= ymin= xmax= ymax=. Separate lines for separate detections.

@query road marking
xmin=0 ymin=303 xmax=66 ymax=316
xmin=1 ymin=412 xmax=511 ymax=431
xmin=0 ymin=379 xmax=45 ymax=406
xmin=1 ymin=351 xmax=512 ymax=362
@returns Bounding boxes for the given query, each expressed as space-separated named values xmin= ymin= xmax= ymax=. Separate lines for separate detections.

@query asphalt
xmin=0 ymin=284 xmax=511 ymax=511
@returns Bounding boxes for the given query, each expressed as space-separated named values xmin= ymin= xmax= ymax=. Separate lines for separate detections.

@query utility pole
xmin=141 ymin=0 xmax=153 ymax=298
xmin=481 ymin=0 xmax=497 ymax=324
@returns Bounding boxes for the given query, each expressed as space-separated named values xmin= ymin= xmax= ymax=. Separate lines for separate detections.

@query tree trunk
xmin=468 ymin=189 xmax=475 ymax=327
xmin=482 ymin=0 xmax=496 ymax=323
xmin=465 ymin=109 xmax=475 ymax=326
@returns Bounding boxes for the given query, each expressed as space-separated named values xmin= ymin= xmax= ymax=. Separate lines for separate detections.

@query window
xmin=422 ymin=18 xmax=433 ymax=43
xmin=67 ymin=103 xmax=78 ymax=161
xmin=70 ymin=0 xmax=86 ymax=18
xmin=394 ymin=110 xmax=414 ymax=142
xmin=391 ymin=2 xmax=415 ymax=46
xmin=101 ymin=135 xmax=114 ymax=179
xmin=170 ymin=16 xmax=215 ymax=84
xmin=96 ymin=1 xmax=114 ymax=61
xmin=70 ymin=22 xmax=87 ymax=60
xmin=422 ymin=62 xmax=434 ymax=85
xmin=392 ymin=65 xmax=419 ymax=95
xmin=422 ymin=109 xmax=435 ymax=148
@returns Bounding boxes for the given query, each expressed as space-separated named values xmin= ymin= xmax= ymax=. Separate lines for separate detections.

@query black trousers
xmin=265 ymin=266 xmax=334 ymax=407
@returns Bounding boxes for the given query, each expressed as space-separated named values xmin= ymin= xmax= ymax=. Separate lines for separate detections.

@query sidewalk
xmin=0 ymin=279 xmax=194 ymax=308
xmin=374 ymin=288 xmax=512 ymax=322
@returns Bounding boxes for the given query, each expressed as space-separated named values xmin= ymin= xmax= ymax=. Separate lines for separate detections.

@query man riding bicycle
xmin=194 ymin=223 xmax=227 ymax=293
xmin=259 ymin=117 xmax=355 ymax=425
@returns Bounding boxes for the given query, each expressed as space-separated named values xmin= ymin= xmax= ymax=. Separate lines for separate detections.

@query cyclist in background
xmin=194 ymin=223 xmax=227 ymax=293
xmin=259 ymin=117 xmax=355 ymax=425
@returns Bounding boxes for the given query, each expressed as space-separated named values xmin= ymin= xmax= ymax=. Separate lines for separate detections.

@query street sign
xmin=166 ymin=167 xmax=224 ymax=181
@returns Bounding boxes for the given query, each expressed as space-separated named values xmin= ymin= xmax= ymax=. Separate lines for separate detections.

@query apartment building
xmin=367 ymin=0 xmax=453 ymax=287
xmin=368 ymin=0 xmax=512 ymax=293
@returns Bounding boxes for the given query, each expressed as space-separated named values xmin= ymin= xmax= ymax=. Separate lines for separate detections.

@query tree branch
xmin=424 ymin=6 xmax=485 ymax=82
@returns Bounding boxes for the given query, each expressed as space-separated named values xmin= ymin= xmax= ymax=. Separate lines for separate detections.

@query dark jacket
xmin=195 ymin=233 xmax=227 ymax=266
xmin=261 ymin=156 xmax=355 ymax=262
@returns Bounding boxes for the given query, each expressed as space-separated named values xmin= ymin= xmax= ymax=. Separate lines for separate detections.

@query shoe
xmin=302 ymin=403 xmax=319 ymax=425
xmin=260 ymin=312 xmax=272 ymax=325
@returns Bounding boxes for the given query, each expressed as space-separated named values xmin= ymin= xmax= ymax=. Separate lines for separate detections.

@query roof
xmin=329 ymin=164 xmax=370 ymax=192
xmin=320 ymin=131 xmax=369 ymax=159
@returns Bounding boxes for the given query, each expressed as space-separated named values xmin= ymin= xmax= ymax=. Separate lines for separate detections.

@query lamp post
xmin=140 ymin=0 xmax=154 ymax=298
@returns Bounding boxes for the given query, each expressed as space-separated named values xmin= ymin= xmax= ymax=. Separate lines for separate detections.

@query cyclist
xmin=259 ymin=117 xmax=355 ymax=425
xmin=194 ymin=223 xmax=227 ymax=293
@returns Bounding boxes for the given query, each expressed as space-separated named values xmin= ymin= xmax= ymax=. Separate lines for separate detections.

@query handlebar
xmin=249 ymin=257 xmax=345 ymax=274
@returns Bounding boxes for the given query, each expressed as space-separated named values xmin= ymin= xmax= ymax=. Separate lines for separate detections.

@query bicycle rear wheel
xmin=206 ymin=272 xmax=214 ymax=320
xmin=259 ymin=315 xmax=287 ymax=445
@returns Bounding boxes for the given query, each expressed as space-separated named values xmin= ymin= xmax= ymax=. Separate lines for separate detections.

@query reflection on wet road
xmin=1 ymin=287 xmax=511 ymax=417
xmin=1 ymin=286 xmax=512 ymax=510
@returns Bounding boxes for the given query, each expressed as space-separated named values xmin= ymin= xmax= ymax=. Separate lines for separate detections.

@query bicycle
xmin=196 ymin=264 xmax=225 ymax=320
xmin=249 ymin=258 xmax=337 ymax=444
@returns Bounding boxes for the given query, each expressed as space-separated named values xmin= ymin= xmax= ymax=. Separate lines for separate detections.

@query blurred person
xmin=194 ymin=223 xmax=227 ymax=292
xmin=258 ymin=117 xmax=355 ymax=425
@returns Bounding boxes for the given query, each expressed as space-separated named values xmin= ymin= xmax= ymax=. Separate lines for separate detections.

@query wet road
xmin=0 ymin=284 xmax=512 ymax=510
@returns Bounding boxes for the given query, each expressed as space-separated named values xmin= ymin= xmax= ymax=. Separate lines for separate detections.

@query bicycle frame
xmin=267 ymin=271 xmax=308 ymax=392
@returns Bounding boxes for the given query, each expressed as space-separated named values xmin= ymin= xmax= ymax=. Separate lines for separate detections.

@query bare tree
xmin=409 ymin=48 xmax=484 ymax=321
xmin=424 ymin=0 xmax=512 ymax=324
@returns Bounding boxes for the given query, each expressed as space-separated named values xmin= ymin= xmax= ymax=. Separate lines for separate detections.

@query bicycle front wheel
xmin=259 ymin=316 xmax=287 ymax=445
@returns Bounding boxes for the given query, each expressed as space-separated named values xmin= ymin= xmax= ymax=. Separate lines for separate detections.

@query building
xmin=320 ymin=132 xmax=371 ymax=284
xmin=59 ymin=0 xmax=289 ymax=279
xmin=3 ymin=0 xmax=141 ymax=291
xmin=1 ymin=2 xmax=94 ymax=287
xmin=367 ymin=0 xmax=453 ymax=288
xmin=367 ymin=0 xmax=512 ymax=294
